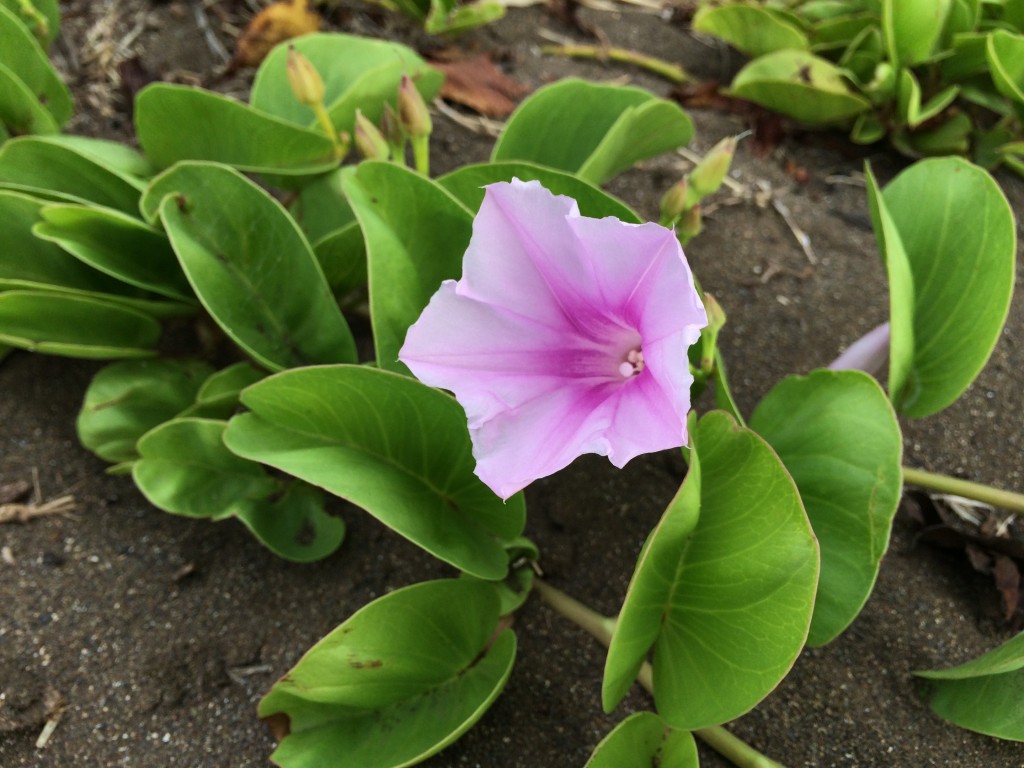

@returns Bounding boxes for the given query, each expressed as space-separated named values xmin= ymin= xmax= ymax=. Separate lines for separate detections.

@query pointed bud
xmin=659 ymin=177 xmax=692 ymax=226
xmin=286 ymin=46 xmax=325 ymax=106
xmin=703 ymin=292 xmax=726 ymax=335
xmin=354 ymin=110 xmax=390 ymax=161
xmin=677 ymin=204 xmax=703 ymax=242
xmin=689 ymin=135 xmax=737 ymax=200
xmin=381 ymin=103 xmax=405 ymax=152
xmin=398 ymin=74 xmax=432 ymax=140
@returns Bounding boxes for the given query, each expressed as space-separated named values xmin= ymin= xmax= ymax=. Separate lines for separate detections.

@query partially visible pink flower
xmin=399 ymin=179 xmax=707 ymax=500
xmin=829 ymin=322 xmax=890 ymax=375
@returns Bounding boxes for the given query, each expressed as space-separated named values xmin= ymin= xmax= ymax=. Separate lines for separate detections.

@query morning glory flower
xmin=399 ymin=179 xmax=708 ymax=500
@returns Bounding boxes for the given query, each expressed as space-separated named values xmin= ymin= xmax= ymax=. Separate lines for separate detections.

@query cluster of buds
xmin=659 ymin=135 xmax=739 ymax=244
xmin=285 ymin=48 xmax=435 ymax=173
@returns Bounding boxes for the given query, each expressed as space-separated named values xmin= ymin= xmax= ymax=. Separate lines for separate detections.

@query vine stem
xmin=532 ymin=578 xmax=787 ymax=768
xmin=540 ymin=44 xmax=691 ymax=84
xmin=903 ymin=466 xmax=1024 ymax=515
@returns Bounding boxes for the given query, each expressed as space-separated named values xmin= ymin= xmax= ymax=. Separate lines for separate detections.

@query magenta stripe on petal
xmin=399 ymin=179 xmax=707 ymax=499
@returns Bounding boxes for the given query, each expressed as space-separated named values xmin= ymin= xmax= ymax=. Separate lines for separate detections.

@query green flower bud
xmin=689 ymin=136 xmax=737 ymax=200
xmin=398 ymin=74 xmax=432 ymax=140
xmin=286 ymin=46 xmax=325 ymax=107
xmin=354 ymin=109 xmax=390 ymax=161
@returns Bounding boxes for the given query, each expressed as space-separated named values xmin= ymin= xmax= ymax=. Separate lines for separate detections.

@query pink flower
xmin=399 ymin=180 xmax=707 ymax=500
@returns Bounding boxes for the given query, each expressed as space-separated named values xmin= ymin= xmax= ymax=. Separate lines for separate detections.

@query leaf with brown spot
xmin=432 ymin=53 xmax=530 ymax=118
xmin=232 ymin=0 xmax=321 ymax=69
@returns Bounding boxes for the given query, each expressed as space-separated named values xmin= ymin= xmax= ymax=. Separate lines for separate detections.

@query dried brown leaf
xmin=432 ymin=53 xmax=530 ymax=119
xmin=232 ymin=0 xmax=320 ymax=69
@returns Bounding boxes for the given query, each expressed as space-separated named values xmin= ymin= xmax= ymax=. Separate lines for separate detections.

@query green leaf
xmin=882 ymin=0 xmax=953 ymax=67
xmin=438 ymin=161 xmax=640 ymax=221
xmin=289 ymin=168 xmax=356 ymax=244
xmin=0 ymin=4 xmax=70 ymax=125
xmin=812 ymin=13 xmax=876 ymax=52
xmin=424 ymin=0 xmax=504 ymax=34
xmin=0 ymin=0 xmax=59 ymax=44
xmin=77 ymin=359 xmax=213 ymax=463
xmin=603 ymin=411 xmax=818 ymax=728
xmin=0 ymin=190 xmax=135 ymax=295
xmin=46 ymin=135 xmax=153 ymax=179
xmin=341 ymin=161 xmax=473 ymax=373
xmin=750 ymin=370 xmax=902 ymax=646
xmin=135 ymin=84 xmax=339 ymax=175
xmin=729 ymin=49 xmax=872 ymax=123
xmin=0 ymin=290 xmax=160 ymax=358
xmin=870 ymin=158 xmax=1016 ymax=417
xmin=311 ymin=223 xmax=367 ymax=297
xmin=0 ymin=136 xmax=143 ymax=213
xmin=224 ymin=365 xmax=525 ymax=579
xmin=492 ymin=79 xmax=694 ymax=185
xmin=178 ymin=362 xmax=266 ymax=420
xmin=896 ymin=68 xmax=960 ymax=127
xmin=987 ymin=29 xmax=1024 ymax=105
xmin=584 ymin=712 xmax=698 ymax=768
xmin=250 ymin=33 xmax=443 ymax=133
xmin=692 ymin=4 xmax=810 ymax=57
xmin=863 ymin=164 xmax=915 ymax=410
xmin=916 ymin=631 xmax=1024 ymax=741
xmin=34 ymin=204 xmax=194 ymax=301
xmin=0 ymin=61 xmax=58 ymax=136
xmin=143 ymin=161 xmax=357 ymax=370
xmin=259 ymin=578 xmax=516 ymax=768
xmin=133 ymin=417 xmax=345 ymax=561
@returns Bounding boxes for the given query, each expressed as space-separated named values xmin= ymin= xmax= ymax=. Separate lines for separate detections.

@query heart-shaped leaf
xmin=750 ymin=370 xmax=903 ymax=646
xmin=135 ymin=84 xmax=339 ymax=175
xmin=341 ymin=161 xmax=473 ymax=373
xmin=438 ymin=161 xmax=640 ymax=221
xmin=143 ymin=161 xmax=357 ymax=370
xmin=259 ymin=578 xmax=516 ymax=767
xmin=603 ymin=410 xmax=819 ymax=728
xmin=224 ymin=365 xmax=525 ymax=579
xmin=867 ymin=158 xmax=1015 ymax=417
xmin=77 ymin=358 xmax=213 ymax=463
xmin=492 ymin=79 xmax=694 ymax=185
xmin=584 ymin=712 xmax=698 ymax=768
xmin=916 ymin=631 xmax=1024 ymax=741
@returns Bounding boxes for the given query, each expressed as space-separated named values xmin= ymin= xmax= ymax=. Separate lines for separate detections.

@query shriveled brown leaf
xmin=432 ymin=53 xmax=530 ymax=119
xmin=232 ymin=0 xmax=320 ymax=69
xmin=994 ymin=554 xmax=1022 ymax=624
xmin=0 ymin=480 xmax=31 ymax=504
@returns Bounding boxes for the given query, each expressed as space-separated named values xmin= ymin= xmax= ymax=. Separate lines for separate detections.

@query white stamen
xmin=619 ymin=348 xmax=645 ymax=377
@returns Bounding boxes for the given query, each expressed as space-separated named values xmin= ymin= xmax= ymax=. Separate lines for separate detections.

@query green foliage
xmin=750 ymin=370 xmax=902 ymax=646
xmin=917 ymin=631 xmax=1024 ymax=741
xmin=142 ymin=161 xmax=358 ymax=370
xmin=259 ymin=579 xmax=516 ymax=767
xmin=134 ymin=418 xmax=345 ymax=561
xmin=694 ymin=0 xmax=1024 ymax=171
xmin=0 ymin=2 xmax=66 ymax=135
xmin=584 ymin=712 xmax=699 ymax=768
xmin=224 ymin=365 xmax=526 ymax=580
xmin=492 ymin=79 xmax=695 ymax=185
xmin=341 ymin=161 xmax=473 ymax=373
xmin=77 ymin=359 xmax=213 ymax=463
xmin=866 ymin=158 xmax=1015 ymax=417
xmin=603 ymin=411 xmax=819 ymax=729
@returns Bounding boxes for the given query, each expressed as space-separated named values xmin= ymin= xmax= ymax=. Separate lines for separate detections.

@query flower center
xmin=618 ymin=348 xmax=645 ymax=378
